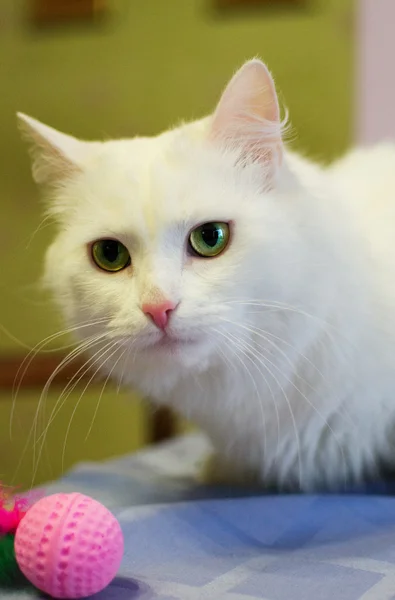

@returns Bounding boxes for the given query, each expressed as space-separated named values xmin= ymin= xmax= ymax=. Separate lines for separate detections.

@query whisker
xmin=220 ymin=317 xmax=323 ymax=397
xmin=223 ymin=298 xmax=352 ymax=347
xmin=11 ymin=333 xmax=107 ymax=488
xmin=212 ymin=327 xmax=269 ymax=461
xmin=85 ymin=342 xmax=132 ymax=442
xmin=25 ymin=214 xmax=53 ymax=249
xmin=35 ymin=337 xmax=117 ymax=447
xmin=212 ymin=335 xmax=238 ymax=376
xmin=220 ymin=315 xmax=356 ymax=433
xmin=31 ymin=336 xmax=118 ymax=484
xmin=61 ymin=339 xmax=128 ymax=474
xmin=217 ymin=326 xmax=298 ymax=483
xmin=10 ymin=318 xmax=110 ymax=439
xmin=0 ymin=323 xmax=34 ymax=351
xmin=226 ymin=325 xmax=348 ymax=487
xmin=116 ymin=340 xmax=133 ymax=396
xmin=242 ymin=320 xmax=327 ymax=383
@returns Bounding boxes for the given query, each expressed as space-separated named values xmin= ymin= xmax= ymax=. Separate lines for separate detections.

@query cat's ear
xmin=209 ymin=59 xmax=283 ymax=176
xmin=17 ymin=113 xmax=88 ymax=185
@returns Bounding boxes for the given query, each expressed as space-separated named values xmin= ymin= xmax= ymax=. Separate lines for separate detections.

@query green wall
xmin=0 ymin=0 xmax=353 ymax=486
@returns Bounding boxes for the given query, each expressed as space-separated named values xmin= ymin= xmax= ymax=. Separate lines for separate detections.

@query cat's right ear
xmin=209 ymin=59 xmax=284 ymax=180
xmin=17 ymin=113 xmax=88 ymax=186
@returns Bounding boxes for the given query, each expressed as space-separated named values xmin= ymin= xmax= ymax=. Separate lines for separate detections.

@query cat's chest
xmin=167 ymin=366 xmax=307 ymax=451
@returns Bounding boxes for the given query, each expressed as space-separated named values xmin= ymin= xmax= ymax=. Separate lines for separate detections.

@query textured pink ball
xmin=14 ymin=493 xmax=124 ymax=599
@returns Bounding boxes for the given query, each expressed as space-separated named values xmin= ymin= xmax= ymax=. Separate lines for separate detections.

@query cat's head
xmin=19 ymin=59 xmax=309 ymax=395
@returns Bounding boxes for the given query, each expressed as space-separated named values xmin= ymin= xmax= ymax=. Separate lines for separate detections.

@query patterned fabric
xmin=4 ymin=433 xmax=395 ymax=599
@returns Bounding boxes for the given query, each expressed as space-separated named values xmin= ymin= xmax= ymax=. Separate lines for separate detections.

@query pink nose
xmin=142 ymin=300 xmax=176 ymax=330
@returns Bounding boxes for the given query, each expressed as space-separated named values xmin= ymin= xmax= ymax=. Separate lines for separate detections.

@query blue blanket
xmin=4 ymin=434 xmax=395 ymax=599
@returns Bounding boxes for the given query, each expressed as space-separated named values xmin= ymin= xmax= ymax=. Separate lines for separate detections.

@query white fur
xmin=18 ymin=60 xmax=395 ymax=490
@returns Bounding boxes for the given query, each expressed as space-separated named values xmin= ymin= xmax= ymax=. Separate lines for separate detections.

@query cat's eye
xmin=189 ymin=222 xmax=230 ymax=258
xmin=91 ymin=239 xmax=131 ymax=272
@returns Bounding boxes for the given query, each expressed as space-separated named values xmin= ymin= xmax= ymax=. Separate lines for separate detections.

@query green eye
xmin=91 ymin=239 xmax=131 ymax=272
xmin=189 ymin=222 xmax=230 ymax=258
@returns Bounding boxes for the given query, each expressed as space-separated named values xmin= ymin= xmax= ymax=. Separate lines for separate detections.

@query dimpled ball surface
xmin=14 ymin=493 xmax=124 ymax=599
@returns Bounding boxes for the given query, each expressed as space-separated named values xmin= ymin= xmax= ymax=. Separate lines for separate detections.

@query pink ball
xmin=14 ymin=493 xmax=124 ymax=599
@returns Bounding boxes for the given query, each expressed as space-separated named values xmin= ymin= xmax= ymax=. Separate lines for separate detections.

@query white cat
xmin=18 ymin=59 xmax=395 ymax=491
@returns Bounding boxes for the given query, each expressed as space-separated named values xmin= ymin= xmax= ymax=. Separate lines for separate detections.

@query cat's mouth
xmin=148 ymin=333 xmax=198 ymax=352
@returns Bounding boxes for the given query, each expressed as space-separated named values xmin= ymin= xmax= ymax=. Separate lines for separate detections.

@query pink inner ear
xmin=17 ymin=112 xmax=86 ymax=185
xmin=209 ymin=60 xmax=283 ymax=171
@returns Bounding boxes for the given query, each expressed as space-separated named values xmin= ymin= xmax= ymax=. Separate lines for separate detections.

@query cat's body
xmin=19 ymin=60 xmax=395 ymax=491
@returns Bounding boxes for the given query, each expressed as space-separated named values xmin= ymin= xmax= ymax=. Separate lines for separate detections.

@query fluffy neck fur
xmin=19 ymin=60 xmax=395 ymax=491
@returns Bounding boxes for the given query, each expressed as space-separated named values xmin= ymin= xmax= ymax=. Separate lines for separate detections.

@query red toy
xmin=0 ymin=486 xmax=124 ymax=599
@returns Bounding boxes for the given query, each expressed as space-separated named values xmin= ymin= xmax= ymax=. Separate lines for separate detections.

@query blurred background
xmin=0 ymin=0 xmax=354 ymax=488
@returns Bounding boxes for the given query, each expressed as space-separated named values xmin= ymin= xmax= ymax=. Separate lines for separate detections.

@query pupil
xmin=103 ymin=241 xmax=119 ymax=263
xmin=201 ymin=226 xmax=219 ymax=247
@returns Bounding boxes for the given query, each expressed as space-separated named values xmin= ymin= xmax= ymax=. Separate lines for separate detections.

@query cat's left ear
xmin=17 ymin=113 xmax=90 ymax=186
xmin=209 ymin=59 xmax=283 ymax=178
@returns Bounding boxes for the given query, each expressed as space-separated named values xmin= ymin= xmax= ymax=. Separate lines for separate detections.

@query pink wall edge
xmin=356 ymin=0 xmax=395 ymax=144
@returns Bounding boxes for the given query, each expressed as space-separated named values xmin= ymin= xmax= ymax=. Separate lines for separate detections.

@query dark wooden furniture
xmin=32 ymin=0 xmax=107 ymax=24
xmin=0 ymin=352 xmax=176 ymax=444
